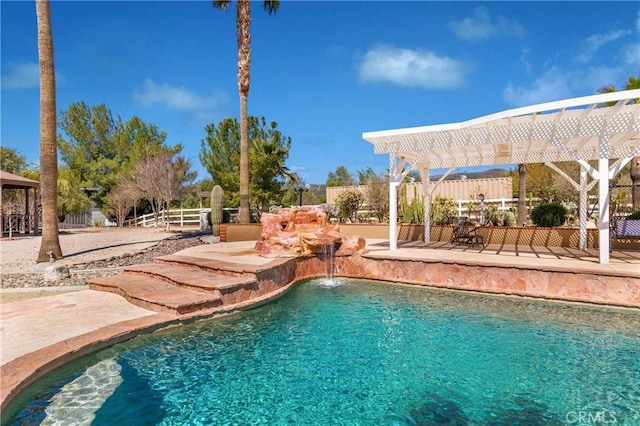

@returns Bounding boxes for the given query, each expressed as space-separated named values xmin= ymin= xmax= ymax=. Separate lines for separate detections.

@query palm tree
xmin=517 ymin=163 xmax=527 ymax=225
xmin=599 ymin=76 xmax=640 ymax=211
xmin=35 ymin=0 xmax=62 ymax=262
xmin=212 ymin=0 xmax=279 ymax=223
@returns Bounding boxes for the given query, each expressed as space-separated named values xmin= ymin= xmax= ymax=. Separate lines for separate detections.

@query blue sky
xmin=2 ymin=1 xmax=639 ymax=185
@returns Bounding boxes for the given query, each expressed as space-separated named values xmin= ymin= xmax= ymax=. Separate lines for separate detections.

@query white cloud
xmin=582 ymin=66 xmax=626 ymax=92
xmin=520 ymin=48 xmax=533 ymax=74
xmin=622 ymin=43 xmax=640 ymax=66
xmin=502 ymin=65 xmax=629 ymax=107
xmin=449 ymin=7 xmax=524 ymax=41
xmin=133 ymin=79 xmax=228 ymax=123
xmin=1 ymin=62 xmax=40 ymax=89
xmin=359 ymin=45 xmax=467 ymax=89
xmin=575 ymin=29 xmax=630 ymax=63
xmin=502 ymin=68 xmax=574 ymax=106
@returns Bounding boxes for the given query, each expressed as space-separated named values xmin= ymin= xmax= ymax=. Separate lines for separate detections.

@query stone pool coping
xmin=2 ymin=239 xmax=639 ymax=413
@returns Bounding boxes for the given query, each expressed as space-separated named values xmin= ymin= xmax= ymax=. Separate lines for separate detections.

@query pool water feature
xmin=7 ymin=279 xmax=640 ymax=425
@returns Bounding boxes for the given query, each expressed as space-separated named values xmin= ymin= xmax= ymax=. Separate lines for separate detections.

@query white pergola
xmin=363 ymin=89 xmax=640 ymax=264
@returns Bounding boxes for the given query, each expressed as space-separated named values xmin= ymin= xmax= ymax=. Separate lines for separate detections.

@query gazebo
xmin=0 ymin=170 xmax=40 ymax=236
xmin=363 ymin=89 xmax=640 ymax=264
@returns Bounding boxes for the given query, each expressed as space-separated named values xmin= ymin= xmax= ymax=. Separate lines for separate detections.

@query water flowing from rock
xmin=322 ymin=242 xmax=335 ymax=282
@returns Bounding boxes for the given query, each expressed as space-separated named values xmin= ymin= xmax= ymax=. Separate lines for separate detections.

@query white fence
xmin=124 ymin=208 xmax=211 ymax=228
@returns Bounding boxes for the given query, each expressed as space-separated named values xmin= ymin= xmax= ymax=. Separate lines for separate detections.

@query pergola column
xmin=423 ymin=170 xmax=430 ymax=244
xmin=388 ymin=154 xmax=405 ymax=251
xmin=24 ymin=188 xmax=30 ymax=234
xmin=34 ymin=187 xmax=39 ymax=235
xmin=598 ymin=156 xmax=610 ymax=264
xmin=389 ymin=179 xmax=400 ymax=251
xmin=579 ymin=168 xmax=588 ymax=250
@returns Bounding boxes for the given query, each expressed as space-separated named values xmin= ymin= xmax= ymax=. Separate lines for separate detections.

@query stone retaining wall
xmin=294 ymin=254 xmax=640 ymax=309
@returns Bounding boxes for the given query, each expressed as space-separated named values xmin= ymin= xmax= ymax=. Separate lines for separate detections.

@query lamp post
xmin=478 ymin=193 xmax=485 ymax=225
xmin=293 ymin=182 xmax=310 ymax=207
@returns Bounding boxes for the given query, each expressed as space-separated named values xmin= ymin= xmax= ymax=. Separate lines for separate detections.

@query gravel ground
xmin=1 ymin=231 xmax=212 ymax=289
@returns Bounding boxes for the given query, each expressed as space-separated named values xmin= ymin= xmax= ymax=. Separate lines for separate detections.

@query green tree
xmin=326 ymin=166 xmax=356 ymax=187
xmin=200 ymin=116 xmax=292 ymax=211
xmin=250 ymin=122 xmax=292 ymax=212
xmin=200 ymin=118 xmax=240 ymax=206
xmin=212 ymin=0 xmax=280 ymax=223
xmin=36 ymin=0 xmax=62 ymax=262
xmin=16 ymin=167 xmax=91 ymax=220
xmin=356 ymin=167 xmax=377 ymax=185
xmin=0 ymin=147 xmax=29 ymax=173
xmin=115 ymin=115 xmax=181 ymax=168
xmin=58 ymin=102 xmax=117 ymax=182
xmin=59 ymin=103 xmax=181 ymax=205
xmin=512 ymin=163 xmax=555 ymax=202
xmin=180 ymin=178 xmax=215 ymax=209
xmin=598 ymin=75 xmax=640 ymax=211
xmin=0 ymin=149 xmax=34 ymax=217
xmin=56 ymin=167 xmax=91 ymax=218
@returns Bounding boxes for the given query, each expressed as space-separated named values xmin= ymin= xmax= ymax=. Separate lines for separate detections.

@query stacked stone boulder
xmin=254 ymin=207 xmax=366 ymax=258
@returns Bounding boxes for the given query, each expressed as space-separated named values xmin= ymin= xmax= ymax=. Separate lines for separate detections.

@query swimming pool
xmin=7 ymin=278 xmax=640 ymax=425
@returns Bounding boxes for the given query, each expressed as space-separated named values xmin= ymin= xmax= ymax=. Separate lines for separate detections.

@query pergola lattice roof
xmin=362 ymin=90 xmax=640 ymax=264
xmin=363 ymin=90 xmax=640 ymax=171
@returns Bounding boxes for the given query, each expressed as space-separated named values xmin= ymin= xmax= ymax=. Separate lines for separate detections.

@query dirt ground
xmin=0 ymin=227 xmax=195 ymax=303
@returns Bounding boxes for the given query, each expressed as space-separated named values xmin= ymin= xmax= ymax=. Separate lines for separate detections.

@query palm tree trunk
xmin=36 ymin=0 xmax=62 ymax=262
xmin=517 ymin=164 xmax=527 ymax=226
xmin=237 ymin=0 xmax=251 ymax=223
xmin=631 ymin=156 xmax=640 ymax=212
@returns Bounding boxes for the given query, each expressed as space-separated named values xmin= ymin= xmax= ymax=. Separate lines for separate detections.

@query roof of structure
xmin=362 ymin=90 xmax=640 ymax=170
xmin=0 ymin=170 xmax=40 ymax=189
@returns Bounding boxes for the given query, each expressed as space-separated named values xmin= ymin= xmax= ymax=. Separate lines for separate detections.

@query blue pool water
xmin=7 ymin=278 xmax=640 ymax=425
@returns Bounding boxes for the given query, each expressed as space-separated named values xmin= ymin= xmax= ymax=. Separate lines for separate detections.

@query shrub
xmin=503 ymin=211 xmax=516 ymax=226
xmin=334 ymin=189 xmax=364 ymax=222
xmin=626 ymin=211 xmax=640 ymax=220
xmin=484 ymin=205 xmax=500 ymax=226
xmin=530 ymin=202 xmax=567 ymax=227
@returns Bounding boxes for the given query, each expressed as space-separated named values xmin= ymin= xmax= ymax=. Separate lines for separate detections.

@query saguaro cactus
xmin=210 ymin=185 xmax=224 ymax=236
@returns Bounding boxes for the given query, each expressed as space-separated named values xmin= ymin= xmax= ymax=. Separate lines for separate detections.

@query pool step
xmin=88 ymin=275 xmax=223 ymax=315
xmin=125 ymin=264 xmax=257 ymax=295
xmin=155 ymin=254 xmax=262 ymax=277
xmin=88 ymin=263 xmax=259 ymax=316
